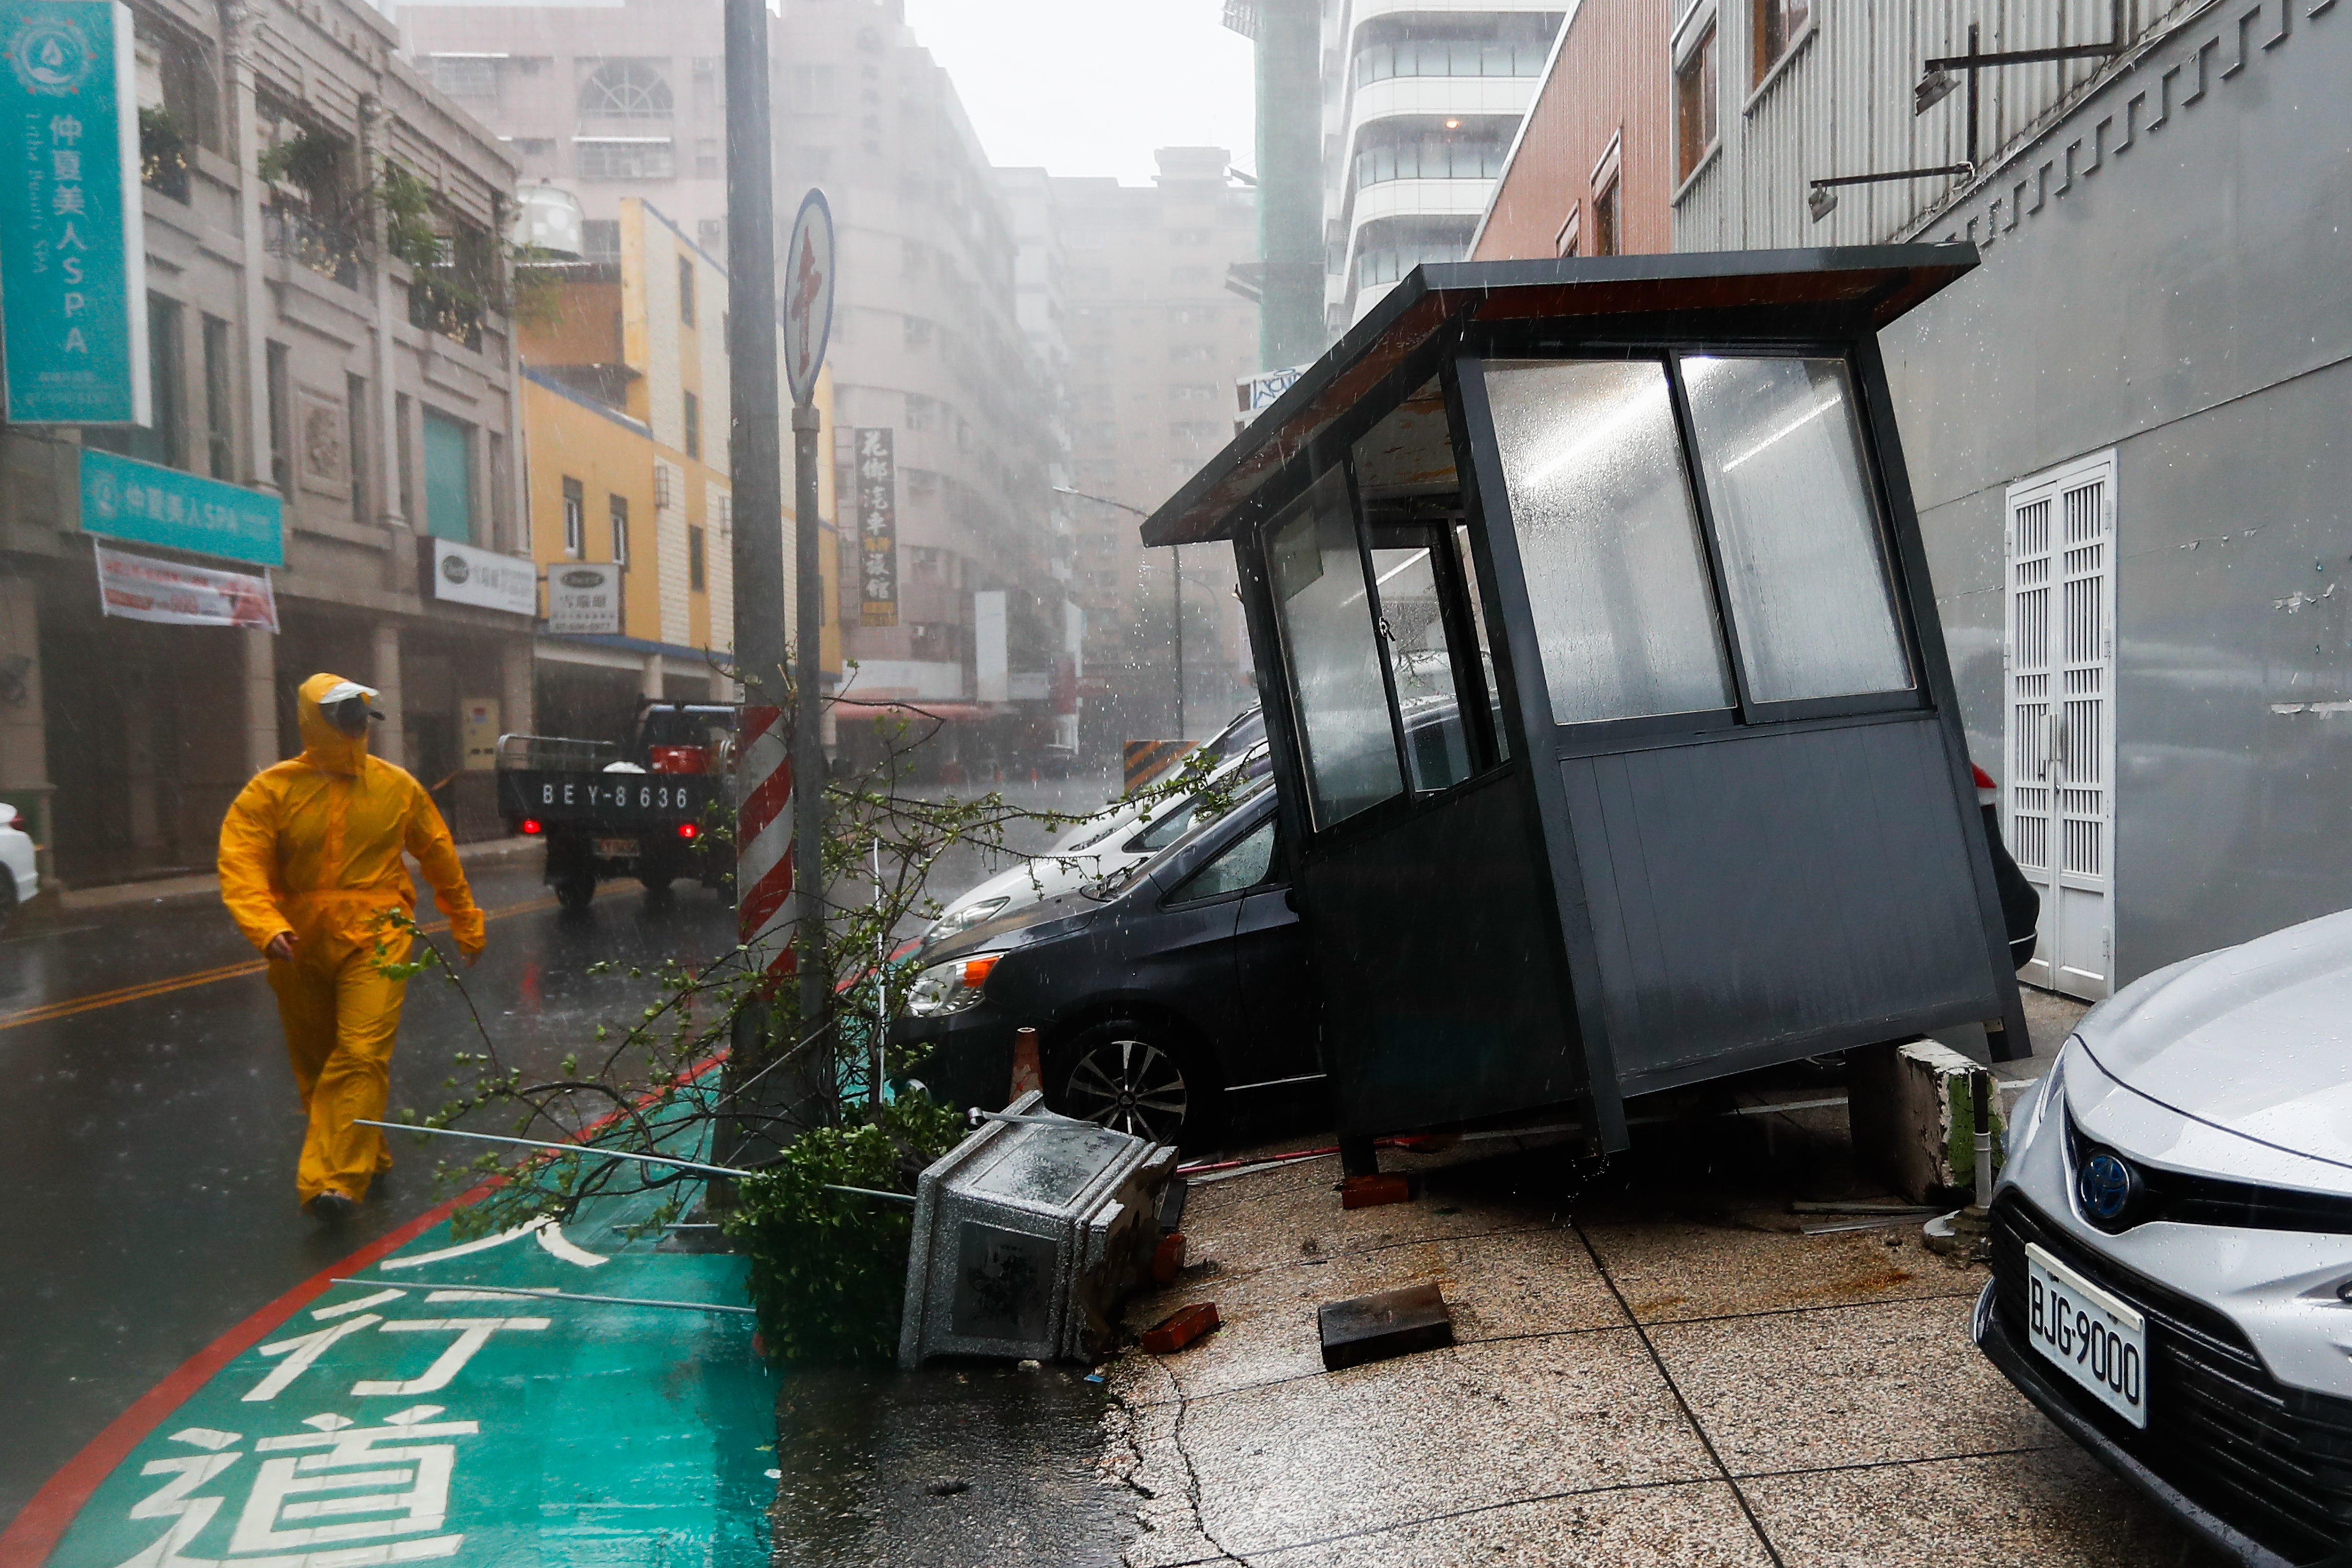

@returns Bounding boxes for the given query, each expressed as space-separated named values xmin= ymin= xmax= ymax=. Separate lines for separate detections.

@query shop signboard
xmin=92 ymin=541 xmax=277 ymax=631
xmin=545 ymin=561 xmax=622 ymax=634
xmin=0 ymin=0 xmax=148 ymax=424
xmin=854 ymin=427 xmax=896 ymax=627
xmin=79 ymin=447 xmax=283 ymax=566
xmin=424 ymin=537 xmax=536 ymax=617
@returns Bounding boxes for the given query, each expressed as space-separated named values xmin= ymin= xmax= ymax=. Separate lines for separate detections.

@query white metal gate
xmin=2004 ymin=452 xmax=2117 ymax=999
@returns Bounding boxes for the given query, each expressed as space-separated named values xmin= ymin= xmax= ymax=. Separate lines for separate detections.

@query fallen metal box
xmin=898 ymin=1090 xmax=1177 ymax=1368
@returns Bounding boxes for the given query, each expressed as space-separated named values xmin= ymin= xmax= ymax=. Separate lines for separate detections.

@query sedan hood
xmin=2076 ymin=907 xmax=2352 ymax=1165
xmin=915 ymin=885 xmax=1108 ymax=965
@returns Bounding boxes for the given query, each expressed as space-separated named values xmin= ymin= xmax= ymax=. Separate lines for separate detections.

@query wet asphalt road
xmin=0 ymin=855 xmax=743 ymax=1526
xmin=0 ymin=771 xmax=1125 ymax=1531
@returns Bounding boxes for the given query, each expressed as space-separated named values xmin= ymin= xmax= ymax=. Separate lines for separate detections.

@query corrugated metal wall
xmin=1676 ymin=0 xmax=2194 ymax=251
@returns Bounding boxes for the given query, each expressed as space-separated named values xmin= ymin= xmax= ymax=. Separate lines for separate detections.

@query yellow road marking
xmin=0 ymin=885 xmax=625 ymax=1032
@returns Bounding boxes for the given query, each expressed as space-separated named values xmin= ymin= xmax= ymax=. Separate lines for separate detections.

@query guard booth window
xmin=1484 ymin=359 xmax=1734 ymax=725
xmin=1266 ymin=467 xmax=1403 ymax=827
xmin=1681 ymin=356 xmax=1913 ymax=702
xmin=1480 ymin=354 xmax=1912 ymax=730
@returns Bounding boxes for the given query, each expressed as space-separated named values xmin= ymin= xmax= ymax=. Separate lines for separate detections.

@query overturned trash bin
xmin=898 ymin=1090 xmax=1178 ymax=1369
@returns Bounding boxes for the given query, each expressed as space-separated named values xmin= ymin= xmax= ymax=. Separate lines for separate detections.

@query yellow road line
xmin=0 ymin=887 xmax=612 ymax=1032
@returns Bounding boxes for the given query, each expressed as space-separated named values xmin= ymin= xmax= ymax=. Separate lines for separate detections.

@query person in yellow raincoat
xmin=219 ymin=673 xmax=487 ymax=1222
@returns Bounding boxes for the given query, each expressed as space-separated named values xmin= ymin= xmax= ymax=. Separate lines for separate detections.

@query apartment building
xmin=0 ymin=0 xmax=529 ymax=887
xmin=770 ymin=0 xmax=1065 ymax=748
xmin=1668 ymin=0 xmax=2352 ymax=992
xmin=1049 ymin=148 xmax=1259 ymax=744
xmin=393 ymin=0 xmax=731 ymax=257
xmin=1319 ymin=0 xmax=1563 ymax=329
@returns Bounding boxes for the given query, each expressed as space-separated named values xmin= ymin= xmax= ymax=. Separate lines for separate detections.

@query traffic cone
xmin=1009 ymin=1026 xmax=1042 ymax=1102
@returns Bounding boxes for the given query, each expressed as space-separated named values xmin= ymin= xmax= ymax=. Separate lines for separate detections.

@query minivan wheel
xmin=1049 ymin=1021 xmax=1220 ymax=1151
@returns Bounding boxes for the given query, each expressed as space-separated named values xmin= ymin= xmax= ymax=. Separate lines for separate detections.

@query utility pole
xmin=1053 ymin=486 xmax=1181 ymax=737
xmin=722 ymin=0 xmax=787 ymax=1159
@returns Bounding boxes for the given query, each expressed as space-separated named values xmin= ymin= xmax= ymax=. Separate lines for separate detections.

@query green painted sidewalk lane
xmin=46 ymin=1174 xmax=778 ymax=1567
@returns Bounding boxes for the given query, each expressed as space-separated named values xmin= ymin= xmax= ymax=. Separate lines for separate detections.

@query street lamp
xmin=1054 ymin=485 xmax=1184 ymax=740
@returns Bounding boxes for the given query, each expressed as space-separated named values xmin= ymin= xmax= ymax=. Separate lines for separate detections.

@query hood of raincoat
xmin=296 ymin=672 xmax=373 ymax=776
xmin=2074 ymin=906 xmax=2352 ymax=1165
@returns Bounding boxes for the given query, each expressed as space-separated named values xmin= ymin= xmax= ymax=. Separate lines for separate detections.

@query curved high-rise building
xmin=1319 ymin=1 xmax=1564 ymax=330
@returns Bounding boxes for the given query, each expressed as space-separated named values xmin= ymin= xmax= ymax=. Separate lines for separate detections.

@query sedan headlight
xmin=927 ymin=896 xmax=1009 ymax=942
xmin=904 ymin=953 xmax=1002 ymax=1018
xmin=2009 ymin=1040 xmax=2069 ymax=1161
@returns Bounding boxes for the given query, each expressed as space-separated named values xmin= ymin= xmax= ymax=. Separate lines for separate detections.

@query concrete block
xmin=1848 ymin=1038 xmax=2005 ymax=1204
xmin=1318 ymin=1283 xmax=1454 ymax=1371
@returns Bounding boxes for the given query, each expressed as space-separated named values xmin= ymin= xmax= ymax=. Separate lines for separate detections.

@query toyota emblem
xmin=2077 ymin=1152 xmax=2140 ymax=1225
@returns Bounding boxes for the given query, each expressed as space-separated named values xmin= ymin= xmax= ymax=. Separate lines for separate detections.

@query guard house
xmin=1141 ymin=248 xmax=2027 ymax=1160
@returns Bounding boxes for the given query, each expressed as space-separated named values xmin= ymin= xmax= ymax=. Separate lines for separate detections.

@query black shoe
xmin=305 ymin=1192 xmax=358 ymax=1225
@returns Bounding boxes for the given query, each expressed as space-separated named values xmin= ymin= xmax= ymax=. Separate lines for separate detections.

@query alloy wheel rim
xmin=1063 ymin=1037 xmax=1188 ymax=1142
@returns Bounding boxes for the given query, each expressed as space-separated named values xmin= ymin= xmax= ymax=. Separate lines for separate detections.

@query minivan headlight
xmin=927 ymin=896 xmax=1009 ymax=941
xmin=2009 ymin=1041 xmax=2068 ymax=1160
xmin=905 ymin=953 xmax=1002 ymax=1018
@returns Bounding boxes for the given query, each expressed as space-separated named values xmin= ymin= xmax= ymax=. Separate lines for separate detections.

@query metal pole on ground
xmin=782 ymin=192 xmax=837 ymax=1098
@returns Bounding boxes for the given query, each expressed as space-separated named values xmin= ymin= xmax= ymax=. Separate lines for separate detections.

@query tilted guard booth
xmin=1141 ymin=247 xmax=2028 ymax=1158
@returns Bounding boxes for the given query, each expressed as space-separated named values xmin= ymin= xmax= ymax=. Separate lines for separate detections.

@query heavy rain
xmin=0 ymin=0 xmax=2343 ymax=1564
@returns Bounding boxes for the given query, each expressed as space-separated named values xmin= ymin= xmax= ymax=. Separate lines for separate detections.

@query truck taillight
xmin=676 ymin=822 xmax=699 ymax=840
xmin=649 ymin=745 xmax=709 ymax=775
xmin=520 ymin=818 xmax=543 ymax=835
xmin=1971 ymin=764 xmax=1997 ymax=808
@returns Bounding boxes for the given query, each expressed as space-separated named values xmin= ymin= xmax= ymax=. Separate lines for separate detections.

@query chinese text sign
xmin=855 ymin=428 xmax=897 ymax=628
xmin=0 ymin=0 xmax=148 ymax=424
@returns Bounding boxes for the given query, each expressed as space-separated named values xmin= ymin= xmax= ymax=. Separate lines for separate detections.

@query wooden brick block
xmin=1141 ymin=1302 xmax=1221 ymax=1354
xmin=1339 ymin=1173 xmax=1412 ymax=1210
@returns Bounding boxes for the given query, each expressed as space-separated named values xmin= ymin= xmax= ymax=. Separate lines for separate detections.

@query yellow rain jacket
xmin=219 ymin=672 xmax=486 ymax=1207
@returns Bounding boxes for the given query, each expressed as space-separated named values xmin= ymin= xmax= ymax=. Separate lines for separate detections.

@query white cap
xmin=318 ymin=679 xmax=380 ymax=706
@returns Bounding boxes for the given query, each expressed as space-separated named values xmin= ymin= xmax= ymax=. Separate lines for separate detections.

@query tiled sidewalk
xmin=1104 ymin=1130 xmax=2225 ymax=1568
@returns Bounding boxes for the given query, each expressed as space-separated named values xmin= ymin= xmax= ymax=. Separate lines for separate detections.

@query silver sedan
xmin=1976 ymin=909 xmax=2352 ymax=1567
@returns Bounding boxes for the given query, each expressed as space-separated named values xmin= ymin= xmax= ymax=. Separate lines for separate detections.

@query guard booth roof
xmin=1154 ymin=244 xmax=2027 ymax=1155
xmin=1140 ymin=246 xmax=1977 ymax=549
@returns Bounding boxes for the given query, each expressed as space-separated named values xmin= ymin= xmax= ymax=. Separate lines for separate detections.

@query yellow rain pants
xmin=219 ymin=672 xmax=486 ymax=1207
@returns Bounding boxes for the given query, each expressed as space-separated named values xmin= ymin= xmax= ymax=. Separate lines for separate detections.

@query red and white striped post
xmin=734 ymin=702 xmax=795 ymax=979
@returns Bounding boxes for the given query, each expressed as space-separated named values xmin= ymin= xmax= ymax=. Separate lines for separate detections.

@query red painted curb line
xmin=0 ymin=1051 xmax=732 ymax=1568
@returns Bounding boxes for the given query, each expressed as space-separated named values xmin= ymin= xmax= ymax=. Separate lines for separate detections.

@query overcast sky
xmin=898 ymin=0 xmax=1256 ymax=185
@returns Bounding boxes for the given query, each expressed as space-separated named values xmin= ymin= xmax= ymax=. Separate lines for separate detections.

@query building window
xmin=697 ymin=218 xmax=725 ymax=251
xmin=683 ymin=391 xmax=700 ymax=459
xmin=903 ymin=315 xmax=933 ymax=350
xmin=422 ymin=410 xmax=474 ymax=543
xmin=1675 ymin=24 xmax=1719 ymax=183
xmin=265 ymin=338 xmax=291 ymax=493
xmin=694 ymin=137 xmax=718 ymax=178
xmin=347 ymin=372 xmax=369 ymax=512
xmin=789 ymin=63 xmax=837 ymax=112
xmin=678 ymin=255 xmax=695 ymax=324
xmin=563 ymin=476 xmax=585 ymax=557
xmin=578 ymin=59 xmax=672 ymax=118
xmin=1353 ymin=36 xmax=1551 ymax=86
xmin=427 ymin=55 xmax=499 ymax=98
xmin=906 ymin=393 xmax=933 ymax=430
xmin=88 ymin=293 xmax=185 ymax=469
xmin=577 ymin=139 xmax=675 ymax=180
xmin=395 ymin=392 xmax=415 ymax=520
xmin=580 ymin=219 xmax=620 ymax=262
xmin=202 ymin=313 xmax=234 ymax=479
xmin=1593 ymin=176 xmax=1620 ymax=256
xmin=1752 ymin=0 xmax=1811 ymax=86
xmin=689 ymin=525 xmax=706 ymax=591
xmin=610 ymin=493 xmax=629 ymax=564
xmin=1352 ymin=134 xmax=1509 ymax=189
xmin=511 ymin=136 xmax=556 ymax=167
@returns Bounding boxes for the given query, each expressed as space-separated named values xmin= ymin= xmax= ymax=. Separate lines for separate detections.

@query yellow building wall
xmin=524 ymin=378 xmax=661 ymax=641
